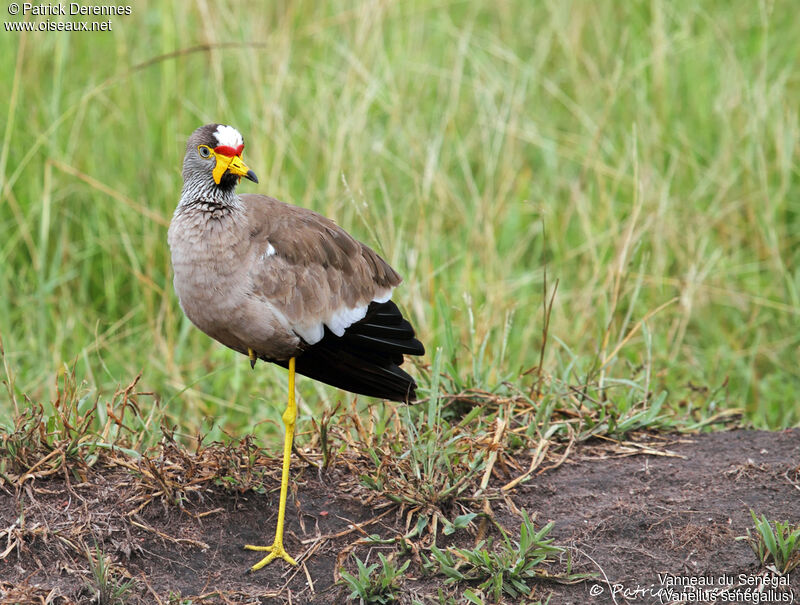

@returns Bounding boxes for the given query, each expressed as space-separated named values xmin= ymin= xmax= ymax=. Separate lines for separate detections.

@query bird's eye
xmin=198 ymin=145 xmax=212 ymax=158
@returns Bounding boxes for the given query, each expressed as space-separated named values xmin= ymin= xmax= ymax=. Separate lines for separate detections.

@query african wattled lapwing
xmin=167 ymin=124 xmax=424 ymax=570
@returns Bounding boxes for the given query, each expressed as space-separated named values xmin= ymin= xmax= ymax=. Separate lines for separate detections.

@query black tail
xmin=273 ymin=300 xmax=424 ymax=402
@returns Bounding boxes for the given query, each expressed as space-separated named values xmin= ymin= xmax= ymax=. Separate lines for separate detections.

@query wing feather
xmin=239 ymin=195 xmax=423 ymax=401
xmin=242 ymin=194 xmax=401 ymax=343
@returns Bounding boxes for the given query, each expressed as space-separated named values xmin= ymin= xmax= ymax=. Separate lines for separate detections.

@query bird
xmin=167 ymin=124 xmax=424 ymax=571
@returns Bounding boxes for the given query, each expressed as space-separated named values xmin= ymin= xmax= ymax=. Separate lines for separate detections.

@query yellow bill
xmin=212 ymin=152 xmax=258 ymax=184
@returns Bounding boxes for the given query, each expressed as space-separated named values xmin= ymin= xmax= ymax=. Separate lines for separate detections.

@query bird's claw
xmin=245 ymin=542 xmax=298 ymax=570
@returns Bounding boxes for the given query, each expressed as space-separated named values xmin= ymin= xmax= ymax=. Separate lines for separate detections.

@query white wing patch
xmin=262 ymin=242 xmax=276 ymax=260
xmin=213 ymin=125 xmax=244 ymax=148
xmin=293 ymin=290 xmax=394 ymax=345
xmin=294 ymin=322 xmax=325 ymax=345
xmin=327 ymin=304 xmax=369 ymax=337
xmin=373 ymin=290 xmax=392 ymax=304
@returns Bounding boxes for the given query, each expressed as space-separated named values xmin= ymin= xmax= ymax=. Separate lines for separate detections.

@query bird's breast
xmin=169 ymin=228 xmax=300 ymax=359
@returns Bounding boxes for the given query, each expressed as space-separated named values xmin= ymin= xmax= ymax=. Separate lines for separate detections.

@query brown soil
xmin=1 ymin=429 xmax=798 ymax=604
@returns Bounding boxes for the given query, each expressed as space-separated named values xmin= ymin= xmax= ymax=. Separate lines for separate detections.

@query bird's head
xmin=182 ymin=124 xmax=259 ymax=191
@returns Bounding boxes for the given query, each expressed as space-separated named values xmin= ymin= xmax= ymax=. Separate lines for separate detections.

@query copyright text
xmin=8 ymin=3 xmax=130 ymax=16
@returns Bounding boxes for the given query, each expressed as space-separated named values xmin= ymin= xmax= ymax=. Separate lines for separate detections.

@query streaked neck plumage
xmin=169 ymin=175 xmax=248 ymax=274
xmin=177 ymin=176 xmax=244 ymax=217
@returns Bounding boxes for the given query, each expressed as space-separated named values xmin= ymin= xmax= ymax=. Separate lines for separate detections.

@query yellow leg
xmin=245 ymin=357 xmax=299 ymax=569
xmin=248 ymin=348 xmax=257 ymax=369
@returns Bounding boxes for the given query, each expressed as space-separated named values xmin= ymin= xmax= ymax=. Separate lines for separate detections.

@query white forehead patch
xmin=213 ymin=125 xmax=244 ymax=148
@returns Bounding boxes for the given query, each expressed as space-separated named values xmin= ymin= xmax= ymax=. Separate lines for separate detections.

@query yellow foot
xmin=245 ymin=542 xmax=298 ymax=570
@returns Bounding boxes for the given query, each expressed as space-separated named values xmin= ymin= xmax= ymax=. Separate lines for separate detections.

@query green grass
xmin=1 ymin=0 xmax=799 ymax=440
xmin=738 ymin=511 xmax=800 ymax=575
xmin=339 ymin=552 xmax=410 ymax=604
xmin=422 ymin=511 xmax=577 ymax=602
xmin=84 ymin=544 xmax=137 ymax=605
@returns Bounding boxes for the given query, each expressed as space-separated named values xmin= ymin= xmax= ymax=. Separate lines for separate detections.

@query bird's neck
xmin=169 ymin=182 xmax=249 ymax=268
xmin=178 ymin=179 xmax=245 ymax=218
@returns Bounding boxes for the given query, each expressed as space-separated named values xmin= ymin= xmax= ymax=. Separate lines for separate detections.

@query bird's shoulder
xmin=239 ymin=193 xmax=401 ymax=287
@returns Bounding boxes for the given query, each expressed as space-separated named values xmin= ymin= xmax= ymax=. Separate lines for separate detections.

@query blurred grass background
xmin=1 ymin=0 xmax=798 ymax=440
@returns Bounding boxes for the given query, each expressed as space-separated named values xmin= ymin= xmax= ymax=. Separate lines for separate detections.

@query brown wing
xmin=240 ymin=194 xmax=424 ymax=402
xmin=241 ymin=193 xmax=401 ymax=343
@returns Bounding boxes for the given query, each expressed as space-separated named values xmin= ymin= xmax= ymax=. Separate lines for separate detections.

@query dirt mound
xmin=1 ymin=429 xmax=798 ymax=604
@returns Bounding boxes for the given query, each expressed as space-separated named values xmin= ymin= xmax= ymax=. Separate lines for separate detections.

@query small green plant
xmin=737 ymin=511 xmax=800 ymax=574
xmin=339 ymin=552 xmax=410 ymax=604
xmin=0 ymin=365 xmax=152 ymax=484
xmin=359 ymin=349 xmax=487 ymax=517
xmin=422 ymin=511 xmax=562 ymax=602
xmin=84 ymin=546 xmax=136 ymax=605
